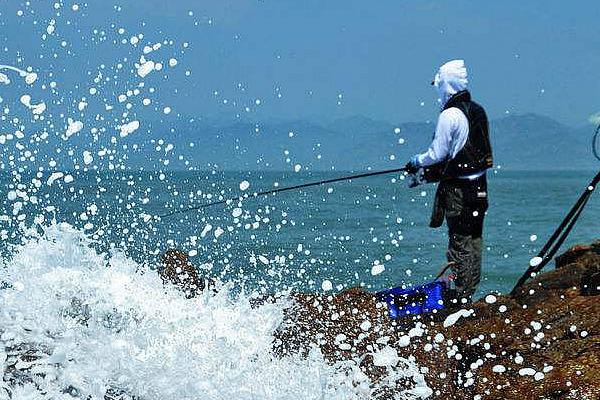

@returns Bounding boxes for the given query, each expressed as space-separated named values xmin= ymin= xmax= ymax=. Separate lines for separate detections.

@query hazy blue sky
xmin=2 ymin=1 xmax=600 ymax=125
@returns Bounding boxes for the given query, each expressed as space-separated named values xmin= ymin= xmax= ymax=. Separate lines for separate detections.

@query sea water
xmin=1 ymin=169 xmax=596 ymax=297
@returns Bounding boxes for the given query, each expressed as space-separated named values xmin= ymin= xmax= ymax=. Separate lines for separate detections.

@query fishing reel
xmin=407 ymin=163 xmax=447 ymax=188
xmin=407 ymin=168 xmax=425 ymax=188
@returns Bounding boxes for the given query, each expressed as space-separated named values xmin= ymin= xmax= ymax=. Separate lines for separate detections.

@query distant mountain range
xmin=120 ymin=113 xmax=598 ymax=171
xmin=39 ymin=112 xmax=596 ymax=172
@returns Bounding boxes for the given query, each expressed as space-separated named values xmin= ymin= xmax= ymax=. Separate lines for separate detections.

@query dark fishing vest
xmin=424 ymin=90 xmax=493 ymax=182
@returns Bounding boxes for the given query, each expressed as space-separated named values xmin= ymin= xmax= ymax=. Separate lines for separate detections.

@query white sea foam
xmin=239 ymin=180 xmax=250 ymax=191
xmin=82 ymin=150 xmax=94 ymax=165
xmin=46 ymin=171 xmax=64 ymax=186
xmin=443 ymin=309 xmax=474 ymax=328
xmin=0 ymin=223 xmax=431 ymax=399
xmin=0 ymin=72 xmax=9 ymax=84
xmin=64 ymin=118 xmax=83 ymax=139
xmin=20 ymin=94 xmax=46 ymax=114
xmin=321 ymin=279 xmax=333 ymax=291
xmin=485 ymin=294 xmax=497 ymax=304
xmin=119 ymin=120 xmax=140 ymax=137
xmin=0 ymin=65 xmax=37 ymax=85
xmin=371 ymin=262 xmax=385 ymax=276
xmin=529 ymin=256 xmax=543 ymax=267
xmin=137 ymin=58 xmax=156 ymax=78
xmin=372 ymin=346 xmax=399 ymax=367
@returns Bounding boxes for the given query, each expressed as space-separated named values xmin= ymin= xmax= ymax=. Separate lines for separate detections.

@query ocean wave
xmin=1 ymin=223 xmax=430 ymax=399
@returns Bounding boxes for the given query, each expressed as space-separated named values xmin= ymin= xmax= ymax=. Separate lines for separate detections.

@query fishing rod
xmin=159 ymin=166 xmax=408 ymax=218
xmin=511 ymin=122 xmax=600 ymax=293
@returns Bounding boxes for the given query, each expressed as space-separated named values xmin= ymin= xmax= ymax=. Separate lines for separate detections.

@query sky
xmin=2 ymin=0 xmax=600 ymax=126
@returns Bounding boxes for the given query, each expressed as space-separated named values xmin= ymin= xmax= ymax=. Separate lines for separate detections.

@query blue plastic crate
xmin=377 ymin=281 xmax=446 ymax=318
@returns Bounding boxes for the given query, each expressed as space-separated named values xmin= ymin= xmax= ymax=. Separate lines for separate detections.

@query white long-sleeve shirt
xmin=416 ymin=107 xmax=485 ymax=180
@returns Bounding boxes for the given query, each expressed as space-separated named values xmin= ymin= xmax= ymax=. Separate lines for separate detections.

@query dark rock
xmin=581 ymin=265 xmax=600 ymax=296
xmin=555 ymin=241 xmax=600 ymax=269
xmin=160 ymin=249 xmax=214 ymax=298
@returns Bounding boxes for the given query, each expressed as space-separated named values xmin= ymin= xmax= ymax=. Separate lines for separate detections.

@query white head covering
xmin=432 ymin=59 xmax=468 ymax=107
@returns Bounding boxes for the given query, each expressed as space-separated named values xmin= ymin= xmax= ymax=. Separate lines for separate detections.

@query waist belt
xmin=444 ymin=173 xmax=487 ymax=187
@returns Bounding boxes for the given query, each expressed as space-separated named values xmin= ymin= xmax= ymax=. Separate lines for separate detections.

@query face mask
xmin=431 ymin=72 xmax=445 ymax=106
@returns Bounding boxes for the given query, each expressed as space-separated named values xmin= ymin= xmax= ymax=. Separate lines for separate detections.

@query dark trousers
xmin=430 ymin=175 xmax=488 ymax=301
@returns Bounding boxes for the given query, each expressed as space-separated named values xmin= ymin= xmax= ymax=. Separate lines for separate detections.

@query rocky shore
xmin=275 ymin=241 xmax=600 ymax=399
xmin=2 ymin=242 xmax=598 ymax=399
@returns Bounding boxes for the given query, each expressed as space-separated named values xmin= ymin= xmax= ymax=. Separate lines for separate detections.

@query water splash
xmin=0 ymin=223 xmax=430 ymax=399
xmin=0 ymin=5 xmax=433 ymax=397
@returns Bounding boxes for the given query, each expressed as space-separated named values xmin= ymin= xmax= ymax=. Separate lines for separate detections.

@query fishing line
xmin=593 ymin=122 xmax=600 ymax=162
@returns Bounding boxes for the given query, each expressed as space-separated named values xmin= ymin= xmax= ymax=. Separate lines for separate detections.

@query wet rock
xmin=512 ymin=241 xmax=600 ymax=305
xmin=160 ymin=249 xmax=214 ymax=298
xmin=581 ymin=264 xmax=600 ymax=296
xmin=278 ymin=242 xmax=600 ymax=399
xmin=555 ymin=241 xmax=600 ymax=269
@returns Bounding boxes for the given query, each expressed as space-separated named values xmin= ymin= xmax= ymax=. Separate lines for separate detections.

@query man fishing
xmin=405 ymin=59 xmax=493 ymax=303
